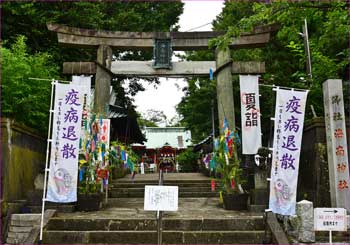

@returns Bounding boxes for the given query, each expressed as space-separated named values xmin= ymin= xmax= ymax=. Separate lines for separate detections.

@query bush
xmin=177 ymin=148 xmax=199 ymax=172
xmin=2 ymin=35 xmax=59 ymax=134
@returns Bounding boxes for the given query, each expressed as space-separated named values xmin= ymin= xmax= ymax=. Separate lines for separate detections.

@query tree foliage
xmin=176 ymin=78 xmax=218 ymax=143
xmin=2 ymin=1 xmax=183 ymax=64
xmin=136 ymin=111 xmax=158 ymax=128
xmin=1 ymin=36 xmax=59 ymax=133
xmin=2 ymin=1 xmax=183 ymax=105
xmin=177 ymin=148 xmax=199 ymax=173
xmin=178 ymin=1 xmax=349 ymax=144
xmin=2 ymin=2 xmax=184 ymax=132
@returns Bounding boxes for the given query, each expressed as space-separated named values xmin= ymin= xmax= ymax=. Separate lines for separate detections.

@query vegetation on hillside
xmin=177 ymin=1 xmax=349 ymax=144
xmin=1 ymin=36 xmax=59 ymax=132
xmin=2 ymin=2 xmax=184 ymax=133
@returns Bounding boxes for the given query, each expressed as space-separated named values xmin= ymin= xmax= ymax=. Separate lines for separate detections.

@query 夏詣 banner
xmin=239 ymin=75 xmax=261 ymax=154
xmin=269 ymin=88 xmax=308 ymax=215
xmin=47 ymin=82 xmax=84 ymax=203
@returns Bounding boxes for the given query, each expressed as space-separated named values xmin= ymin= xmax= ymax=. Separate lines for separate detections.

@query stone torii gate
xmin=47 ymin=23 xmax=276 ymax=132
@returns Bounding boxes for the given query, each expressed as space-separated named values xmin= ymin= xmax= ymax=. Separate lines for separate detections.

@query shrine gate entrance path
xmin=43 ymin=173 xmax=267 ymax=244
xmin=44 ymin=23 xmax=278 ymax=244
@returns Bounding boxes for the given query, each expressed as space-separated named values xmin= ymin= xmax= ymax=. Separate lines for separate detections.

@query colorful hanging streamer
xmin=211 ymin=179 xmax=216 ymax=191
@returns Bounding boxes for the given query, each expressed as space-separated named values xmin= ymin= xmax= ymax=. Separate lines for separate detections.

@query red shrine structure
xmin=132 ymin=127 xmax=192 ymax=172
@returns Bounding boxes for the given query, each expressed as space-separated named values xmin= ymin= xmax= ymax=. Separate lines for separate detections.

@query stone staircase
xmin=109 ymin=178 xmax=220 ymax=198
xmin=43 ymin=215 xmax=265 ymax=244
xmin=5 ymin=210 xmax=56 ymax=244
xmin=42 ymin=173 xmax=267 ymax=244
xmin=6 ymin=213 xmax=41 ymax=244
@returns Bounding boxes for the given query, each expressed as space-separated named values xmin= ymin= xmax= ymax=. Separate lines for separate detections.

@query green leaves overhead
xmin=178 ymin=1 xmax=349 ymax=144
xmin=2 ymin=1 xmax=184 ymax=103
xmin=2 ymin=2 xmax=184 ymax=132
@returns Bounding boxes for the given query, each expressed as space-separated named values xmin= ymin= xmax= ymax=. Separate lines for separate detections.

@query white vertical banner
xmin=239 ymin=75 xmax=262 ymax=154
xmin=323 ymin=79 xmax=350 ymax=213
xmin=269 ymin=88 xmax=308 ymax=215
xmin=47 ymin=83 xmax=84 ymax=203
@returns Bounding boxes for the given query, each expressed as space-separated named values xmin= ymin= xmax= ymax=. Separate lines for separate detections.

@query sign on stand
xmin=314 ymin=208 xmax=347 ymax=231
xmin=314 ymin=208 xmax=347 ymax=244
xmin=144 ymin=185 xmax=178 ymax=211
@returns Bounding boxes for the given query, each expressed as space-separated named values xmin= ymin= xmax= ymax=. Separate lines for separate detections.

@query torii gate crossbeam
xmin=62 ymin=61 xmax=265 ymax=77
xmin=47 ymin=23 xmax=275 ymax=50
xmin=48 ymin=23 xmax=277 ymax=131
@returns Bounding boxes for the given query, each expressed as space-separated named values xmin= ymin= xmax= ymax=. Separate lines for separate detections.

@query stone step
xmin=43 ymin=230 xmax=265 ymax=244
xmin=9 ymin=225 xmax=33 ymax=232
xmin=110 ymin=187 xmax=216 ymax=193
xmin=11 ymin=213 xmax=41 ymax=221
xmin=6 ymin=237 xmax=22 ymax=244
xmin=10 ymin=219 xmax=38 ymax=227
xmin=109 ymin=191 xmax=219 ymax=198
xmin=46 ymin=217 xmax=264 ymax=231
xmin=316 ymin=230 xmax=350 ymax=242
xmin=112 ymin=178 xmax=210 ymax=185
xmin=27 ymin=204 xmax=75 ymax=213
xmin=110 ymin=182 xmax=218 ymax=188
xmin=248 ymin=204 xmax=268 ymax=213
xmin=7 ymin=231 xmax=28 ymax=240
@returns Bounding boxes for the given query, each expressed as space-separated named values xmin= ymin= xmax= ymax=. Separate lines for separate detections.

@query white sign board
xmin=144 ymin=185 xmax=178 ymax=211
xmin=314 ymin=208 xmax=347 ymax=231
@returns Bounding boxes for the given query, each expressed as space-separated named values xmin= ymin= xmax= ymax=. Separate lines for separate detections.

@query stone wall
xmin=1 ymin=118 xmax=46 ymax=213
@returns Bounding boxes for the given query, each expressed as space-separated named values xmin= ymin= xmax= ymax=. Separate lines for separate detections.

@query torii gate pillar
xmin=94 ymin=45 xmax=113 ymax=116
xmin=215 ymin=47 xmax=235 ymax=132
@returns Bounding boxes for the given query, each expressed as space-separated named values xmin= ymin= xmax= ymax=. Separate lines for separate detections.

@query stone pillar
xmin=94 ymin=45 xmax=112 ymax=116
xmin=296 ymin=200 xmax=315 ymax=243
xmin=215 ymin=47 xmax=235 ymax=132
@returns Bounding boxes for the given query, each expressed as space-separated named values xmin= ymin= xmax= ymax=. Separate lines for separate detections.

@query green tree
xmin=1 ymin=36 xmax=59 ymax=133
xmin=177 ymin=148 xmax=199 ymax=173
xmin=176 ymin=78 xmax=218 ymax=143
xmin=178 ymin=1 xmax=349 ymax=144
xmin=213 ymin=1 xmax=349 ymax=116
xmin=2 ymin=2 xmax=184 ymax=65
xmin=2 ymin=2 xmax=184 ymax=132
xmin=136 ymin=112 xmax=158 ymax=128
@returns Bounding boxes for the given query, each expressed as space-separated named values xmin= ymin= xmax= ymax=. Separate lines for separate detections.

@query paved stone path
xmin=43 ymin=173 xmax=268 ymax=244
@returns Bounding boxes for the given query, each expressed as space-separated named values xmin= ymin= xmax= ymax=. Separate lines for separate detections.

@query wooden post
xmin=215 ymin=47 xmax=235 ymax=133
xmin=94 ymin=45 xmax=112 ymax=116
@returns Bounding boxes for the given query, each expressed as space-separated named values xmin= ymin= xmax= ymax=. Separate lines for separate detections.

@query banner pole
xmin=39 ymin=80 xmax=56 ymax=244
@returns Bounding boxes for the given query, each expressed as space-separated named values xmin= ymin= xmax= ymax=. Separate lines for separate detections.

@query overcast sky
xmin=131 ymin=0 xmax=224 ymax=122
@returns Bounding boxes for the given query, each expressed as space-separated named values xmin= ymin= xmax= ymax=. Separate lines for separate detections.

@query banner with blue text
xmin=269 ymin=88 xmax=308 ymax=215
xmin=47 ymin=82 xmax=84 ymax=203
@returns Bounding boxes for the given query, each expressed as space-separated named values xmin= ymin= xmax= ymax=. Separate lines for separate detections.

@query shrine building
xmin=132 ymin=127 xmax=192 ymax=172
